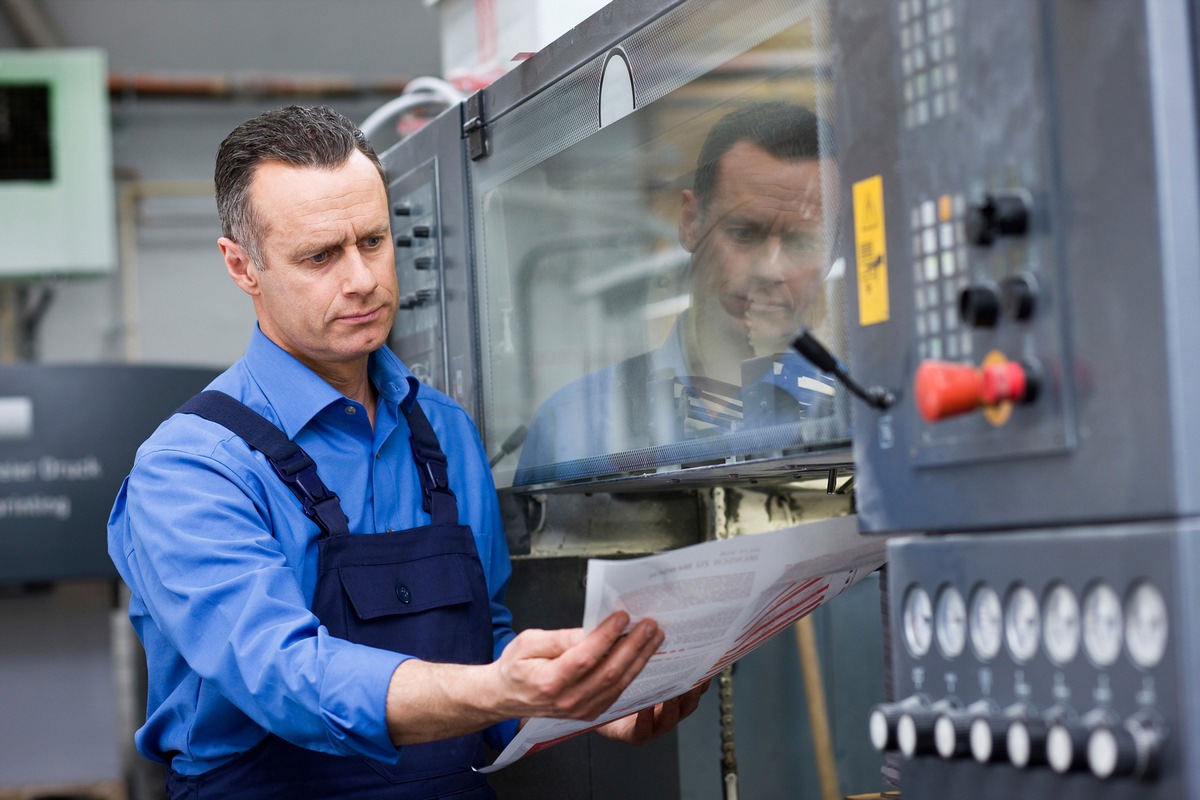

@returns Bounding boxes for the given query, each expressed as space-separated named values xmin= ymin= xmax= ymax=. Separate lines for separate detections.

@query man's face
xmin=680 ymin=141 xmax=831 ymax=350
xmin=221 ymin=151 xmax=398 ymax=377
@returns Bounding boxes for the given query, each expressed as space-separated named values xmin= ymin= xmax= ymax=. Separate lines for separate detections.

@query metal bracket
xmin=462 ymin=90 xmax=491 ymax=161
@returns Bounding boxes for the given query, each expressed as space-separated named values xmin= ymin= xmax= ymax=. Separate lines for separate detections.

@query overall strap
xmin=176 ymin=390 xmax=351 ymax=536
xmin=402 ymin=399 xmax=460 ymax=526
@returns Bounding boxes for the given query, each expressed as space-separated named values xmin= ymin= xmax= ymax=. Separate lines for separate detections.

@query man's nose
xmin=749 ymin=236 xmax=789 ymax=282
xmin=341 ymin=249 xmax=379 ymax=294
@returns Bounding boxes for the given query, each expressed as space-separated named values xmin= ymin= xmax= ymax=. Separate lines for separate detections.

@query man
xmin=109 ymin=105 xmax=701 ymax=799
xmin=516 ymin=102 xmax=839 ymax=481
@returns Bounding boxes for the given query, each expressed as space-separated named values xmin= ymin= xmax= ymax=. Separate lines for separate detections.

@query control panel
xmin=836 ymin=0 xmax=1200 ymax=534
xmin=833 ymin=0 xmax=1200 ymax=796
xmin=873 ymin=523 xmax=1196 ymax=797
xmin=380 ymin=107 xmax=480 ymax=417
xmin=387 ymin=157 xmax=444 ymax=385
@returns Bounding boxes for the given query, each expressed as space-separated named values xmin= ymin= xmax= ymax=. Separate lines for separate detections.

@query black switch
xmin=395 ymin=235 xmax=413 ymax=248
xmin=412 ymin=225 xmax=433 ymax=239
xmin=1001 ymin=273 xmax=1038 ymax=321
xmin=959 ymin=282 xmax=1001 ymax=328
xmin=965 ymin=190 xmax=1031 ymax=246
xmin=413 ymin=256 xmax=434 ymax=271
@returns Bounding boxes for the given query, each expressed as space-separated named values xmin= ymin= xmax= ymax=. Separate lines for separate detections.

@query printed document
xmin=480 ymin=513 xmax=886 ymax=772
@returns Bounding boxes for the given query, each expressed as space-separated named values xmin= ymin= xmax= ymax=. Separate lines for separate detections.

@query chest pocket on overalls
xmin=319 ymin=527 xmax=492 ymax=666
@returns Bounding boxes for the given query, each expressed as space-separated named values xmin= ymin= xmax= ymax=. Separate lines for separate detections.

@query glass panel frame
xmin=470 ymin=0 xmax=851 ymax=489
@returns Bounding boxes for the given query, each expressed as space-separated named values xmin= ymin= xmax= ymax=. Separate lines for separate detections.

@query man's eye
xmin=309 ymin=251 xmax=331 ymax=265
xmin=363 ymin=235 xmax=384 ymax=248
xmin=784 ymin=233 xmax=822 ymax=254
xmin=727 ymin=226 xmax=757 ymax=243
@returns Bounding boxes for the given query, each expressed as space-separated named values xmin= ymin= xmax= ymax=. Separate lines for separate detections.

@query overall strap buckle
xmin=404 ymin=400 xmax=459 ymax=526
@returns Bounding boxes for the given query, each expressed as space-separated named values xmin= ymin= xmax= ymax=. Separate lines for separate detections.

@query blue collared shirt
xmin=108 ymin=326 xmax=517 ymax=776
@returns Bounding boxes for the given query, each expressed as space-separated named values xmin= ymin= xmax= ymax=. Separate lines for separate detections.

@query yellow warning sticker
xmin=853 ymin=175 xmax=889 ymax=326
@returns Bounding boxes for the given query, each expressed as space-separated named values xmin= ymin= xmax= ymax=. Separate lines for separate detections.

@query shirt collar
xmin=242 ymin=325 xmax=419 ymax=438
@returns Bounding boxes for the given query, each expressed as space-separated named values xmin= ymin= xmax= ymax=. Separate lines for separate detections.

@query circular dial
xmin=1043 ymin=583 xmax=1081 ymax=665
xmin=1083 ymin=582 xmax=1123 ymax=667
xmin=903 ymin=585 xmax=934 ymax=657
xmin=1005 ymin=585 xmax=1041 ymax=663
xmin=969 ymin=584 xmax=1003 ymax=661
xmin=1125 ymin=581 xmax=1168 ymax=669
xmin=935 ymin=585 xmax=967 ymax=658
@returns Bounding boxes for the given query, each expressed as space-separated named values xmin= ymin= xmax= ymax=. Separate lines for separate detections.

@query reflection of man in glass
xmin=516 ymin=102 xmax=837 ymax=483
xmin=680 ymin=101 xmax=831 ymax=386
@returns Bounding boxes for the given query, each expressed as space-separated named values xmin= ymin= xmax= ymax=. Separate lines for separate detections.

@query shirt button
xmin=395 ymin=583 xmax=412 ymax=604
xmin=345 ymin=406 xmax=357 ymax=415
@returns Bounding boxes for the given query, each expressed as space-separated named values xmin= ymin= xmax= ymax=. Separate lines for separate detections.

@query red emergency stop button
xmin=914 ymin=357 xmax=1038 ymax=422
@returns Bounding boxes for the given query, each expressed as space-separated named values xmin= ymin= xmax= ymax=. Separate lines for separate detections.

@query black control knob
xmin=869 ymin=695 xmax=928 ymax=753
xmin=959 ymin=282 xmax=1002 ymax=328
xmin=395 ymin=235 xmax=413 ymax=249
xmin=1001 ymin=273 xmax=1038 ymax=320
xmin=965 ymin=703 xmax=1024 ymax=764
xmin=934 ymin=713 xmax=972 ymax=759
xmin=1088 ymin=717 xmax=1162 ymax=780
xmin=412 ymin=225 xmax=433 ymax=239
xmin=1007 ymin=716 xmax=1050 ymax=768
xmin=965 ymin=190 xmax=1032 ymax=246
xmin=1047 ymin=721 xmax=1094 ymax=774
xmin=898 ymin=699 xmax=960 ymax=759
xmin=1011 ymin=706 xmax=1079 ymax=769
xmin=413 ymin=256 xmax=434 ymax=271
xmin=967 ymin=703 xmax=1032 ymax=764
xmin=393 ymin=202 xmax=413 ymax=217
xmin=935 ymin=700 xmax=996 ymax=760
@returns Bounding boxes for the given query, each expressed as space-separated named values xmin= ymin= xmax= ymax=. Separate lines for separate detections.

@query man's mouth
xmin=339 ymin=307 xmax=382 ymax=324
xmin=744 ymin=297 xmax=791 ymax=315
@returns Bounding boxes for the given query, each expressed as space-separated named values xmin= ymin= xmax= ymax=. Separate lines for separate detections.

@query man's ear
xmin=219 ymin=237 xmax=260 ymax=296
xmin=678 ymin=189 xmax=700 ymax=253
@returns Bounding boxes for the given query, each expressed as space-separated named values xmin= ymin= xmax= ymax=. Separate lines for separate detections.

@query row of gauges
xmin=901 ymin=580 xmax=1168 ymax=669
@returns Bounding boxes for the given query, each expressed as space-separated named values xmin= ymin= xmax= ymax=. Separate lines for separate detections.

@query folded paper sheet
xmin=480 ymin=513 xmax=886 ymax=772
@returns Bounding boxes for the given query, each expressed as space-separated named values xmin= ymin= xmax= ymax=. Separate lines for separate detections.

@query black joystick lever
xmin=791 ymin=327 xmax=896 ymax=411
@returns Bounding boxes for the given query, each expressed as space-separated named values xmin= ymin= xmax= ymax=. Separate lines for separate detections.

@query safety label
xmin=853 ymin=175 xmax=890 ymax=326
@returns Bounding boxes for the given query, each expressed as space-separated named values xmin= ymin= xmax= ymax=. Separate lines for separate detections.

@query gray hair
xmin=214 ymin=105 xmax=386 ymax=267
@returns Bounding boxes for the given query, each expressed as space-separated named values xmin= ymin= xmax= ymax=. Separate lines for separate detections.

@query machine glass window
xmin=0 ymin=84 xmax=53 ymax=181
xmin=474 ymin=10 xmax=849 ymax=489
xmin=1004 ymin=584 xmax=1040 ymax=663
xmin=968 ymin=583 xmax=1002 ymax=662
xmin=934 ymin=584 xmax=966 ymax=659
xmin=1042 ymin=583 xmax=1080 ymax=666
xmin=1124 ymin=581 xmax=1168 ymax=670
xmin=1082 ymin=582 xmax=1123 ymax=668
xmin=902 ymin=585 xmax=934 ymax=658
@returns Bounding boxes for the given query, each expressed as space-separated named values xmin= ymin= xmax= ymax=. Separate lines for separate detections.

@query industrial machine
xmin=376 ymin=0 xmax=885 ymax=797
xmin=836 ymin=0 xmax=1200 ymax=797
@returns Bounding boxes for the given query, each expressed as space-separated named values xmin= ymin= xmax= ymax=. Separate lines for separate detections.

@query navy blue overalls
xmin=165 ymin=390 xmax=498 ymax=800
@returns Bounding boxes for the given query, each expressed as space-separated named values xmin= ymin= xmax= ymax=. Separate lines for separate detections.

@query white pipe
xmin=359 ymin=76 xmax=465 ymax=143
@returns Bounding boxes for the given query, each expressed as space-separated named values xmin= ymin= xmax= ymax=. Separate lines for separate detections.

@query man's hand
xmin=386 ymin=611 xmax=664 ymax=745
xmin=596 ymin=680 xmax=711 ymax=744
xmin=492 ymin=611 xmax=664 ymax=721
